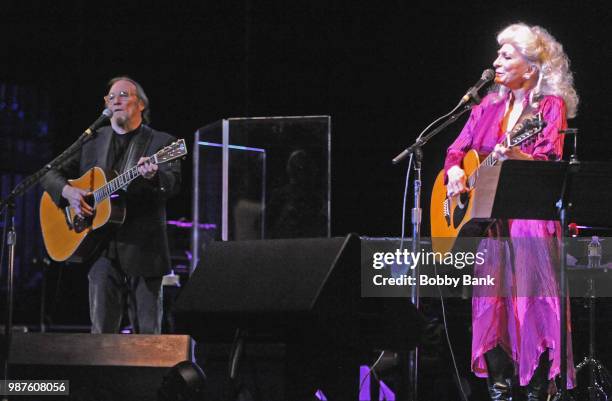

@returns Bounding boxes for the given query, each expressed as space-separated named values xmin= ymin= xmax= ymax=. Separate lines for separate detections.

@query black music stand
xmin=567 ymin=265 xmax=612 ymax=401
xmin=482 ymin=160 xmax=612 ymax=400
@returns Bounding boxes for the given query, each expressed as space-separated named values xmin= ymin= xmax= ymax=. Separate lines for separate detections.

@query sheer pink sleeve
xmin=443 ymin=103 xmax=483 ymax=175
xmin=529 ymin=96 xmax=567 ymax=161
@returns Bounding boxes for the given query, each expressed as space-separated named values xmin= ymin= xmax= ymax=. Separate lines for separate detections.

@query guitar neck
xmin=93 ymin=156 xmax=157 ymax=204
xmin=465 ymin=113 xmax=545 ymax=188
xmin=467 ymin=151 xmax=498 ymax=188
xmin=467 ymin=130 xmax=521 ymax=188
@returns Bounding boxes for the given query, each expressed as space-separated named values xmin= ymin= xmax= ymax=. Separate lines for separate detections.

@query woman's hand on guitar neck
xmin=62 ymin=185 xmax=93 ymax=217
xmin=446 ymin=165 xmax=468 ymax=197
xmin=493 ymin=144 xmax=534 ymax=161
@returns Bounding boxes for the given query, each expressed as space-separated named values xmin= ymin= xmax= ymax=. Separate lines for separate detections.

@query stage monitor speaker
xmin=9 ymin=333 xmax=192 ymax=401
xmin=174 ymin=234 xmax=423 ymax=351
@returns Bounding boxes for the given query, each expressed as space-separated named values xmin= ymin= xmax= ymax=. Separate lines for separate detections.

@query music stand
xmin=482 ymin=160 xmax=612 ymax=399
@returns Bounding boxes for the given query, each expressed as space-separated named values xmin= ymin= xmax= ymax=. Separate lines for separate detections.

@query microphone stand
xmin=392 ymin=100 xmax=474 ymax=401
xmin=556 ymin=128 xmax=579 ymax=400
xmin=0 ymin=128 xmax=95 ymax=390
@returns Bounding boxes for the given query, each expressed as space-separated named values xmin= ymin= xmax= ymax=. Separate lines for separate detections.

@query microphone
xmin=84 ymin=108 xmax=113 ymax=135
xmin=460 ymin=69 xmax=495 ymax=105
xmin=391 ymin=69 xmax=495 ymax=165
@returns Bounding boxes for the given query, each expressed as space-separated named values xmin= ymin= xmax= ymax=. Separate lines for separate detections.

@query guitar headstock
xmin=155 ymin=139 xmax=188 ymax=164
xmin=508 ymin=113 xmax=547 ymax=147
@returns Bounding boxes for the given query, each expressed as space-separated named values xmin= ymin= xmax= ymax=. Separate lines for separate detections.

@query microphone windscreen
xmin=481 ymin=69 xmax=495 ymax=81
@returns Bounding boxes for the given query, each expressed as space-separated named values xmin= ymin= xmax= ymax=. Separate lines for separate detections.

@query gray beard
xmin=114 ymin=115 xmax=128 ymax=128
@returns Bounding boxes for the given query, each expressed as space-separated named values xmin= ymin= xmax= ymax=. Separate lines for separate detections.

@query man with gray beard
xmin=42 ymin=76 xmax=181 ymax=334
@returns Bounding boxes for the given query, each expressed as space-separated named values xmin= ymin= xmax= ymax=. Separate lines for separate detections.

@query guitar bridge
xmin=443 ymin=198 xmax=451 ymax=227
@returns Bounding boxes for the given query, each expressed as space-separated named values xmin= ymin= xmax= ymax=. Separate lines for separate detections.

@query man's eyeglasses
xmin=104 ymin=91 xmax=134 ymax=103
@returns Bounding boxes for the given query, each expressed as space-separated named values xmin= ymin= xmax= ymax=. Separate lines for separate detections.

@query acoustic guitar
xmin=430 ymin=114 xmax=546 ymax=253
xmin=40 ymin=139 xmax=187 ymax=262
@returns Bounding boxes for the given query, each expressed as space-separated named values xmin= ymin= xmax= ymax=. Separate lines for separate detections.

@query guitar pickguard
xmin=452 ymin=193 xmax=470 ymax=229
xmin=71 ymin=192 xmax=96 ymax=233
xmin=73 ymin=214 xmax=94 ymax=233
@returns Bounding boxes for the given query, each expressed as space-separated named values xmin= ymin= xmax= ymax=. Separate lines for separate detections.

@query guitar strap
xmin=499 ymin=103 xmax=538 ymax=145
xmin=120 ymin=124 xmax=154 ymax=174
xmin=516 ymin=103 xmax=537 ymax=125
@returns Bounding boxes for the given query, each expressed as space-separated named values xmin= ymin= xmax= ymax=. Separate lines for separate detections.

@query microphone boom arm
xmin=393 ymin=69 xmax=493 ymax=164
xmin=0 ymin=109 xmax=111 ymax=211
xmin=392 ymin=103 xmax=473 ymax=164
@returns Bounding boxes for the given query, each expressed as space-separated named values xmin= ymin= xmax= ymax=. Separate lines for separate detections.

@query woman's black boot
xmin=485 ymin=346 xmax=514 ymax=401
xmin=526 ymin=351 xmax=551 ymax=401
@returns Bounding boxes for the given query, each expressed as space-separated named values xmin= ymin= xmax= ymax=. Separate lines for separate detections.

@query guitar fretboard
xmin=93 ymin=156 xmax=157 ymax=204
xmin=465 ymin=114 xmax=542 ymax=189
xmin=467 ymin=152 xmax=497 ymax=188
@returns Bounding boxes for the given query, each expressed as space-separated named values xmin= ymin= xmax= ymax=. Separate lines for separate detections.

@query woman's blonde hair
xmin=496 ymin=23 xmax=578 ymax=118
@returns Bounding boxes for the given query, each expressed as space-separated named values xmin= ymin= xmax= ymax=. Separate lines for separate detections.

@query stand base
xmin=571 ymin=357 xmax=612 ymax=401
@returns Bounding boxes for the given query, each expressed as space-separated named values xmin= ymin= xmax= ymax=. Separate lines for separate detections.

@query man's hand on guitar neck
xmin=137 ymin=157 xmax=158 ymax=180
xmin=62 ymin=185 xmax=93 ymax=217
xmin=446 ymin=166 xmax=468 ymax=197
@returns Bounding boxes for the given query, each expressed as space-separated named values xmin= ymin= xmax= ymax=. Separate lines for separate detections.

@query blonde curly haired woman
xmin=444 ymin=23 xmax=578 ymax=401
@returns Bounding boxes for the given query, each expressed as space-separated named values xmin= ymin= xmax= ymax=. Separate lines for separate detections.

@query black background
xmin=2 ymin=0 xmax=609 ymax=238
xmin=2 ymin=2 xmax=611 ymax=398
